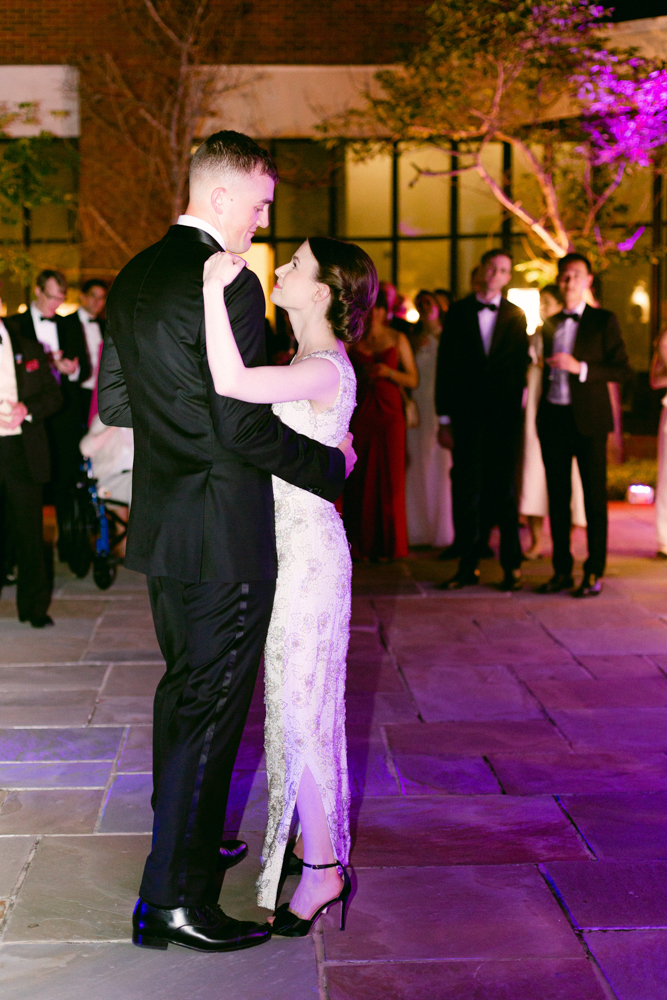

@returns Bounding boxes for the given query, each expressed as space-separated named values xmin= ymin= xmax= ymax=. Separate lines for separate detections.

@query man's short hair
xmin=480 ymin=249 xmax=513 ymax=268
xmin=36 ymin=269 xmax=67 ymax=294
xmin=190 ymin=131 xmax=278 ymax=185
xmin=81 ymin=278 xmax=107 ymax=294
xmin=558 ymin=252 xmax=593 ymax=275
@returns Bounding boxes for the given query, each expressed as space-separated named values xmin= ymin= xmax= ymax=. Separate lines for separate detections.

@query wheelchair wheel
xmin=93 ymin=555 xmax=117 ymax=591
xmin=61 ymin=486 xmax=93 ymax=579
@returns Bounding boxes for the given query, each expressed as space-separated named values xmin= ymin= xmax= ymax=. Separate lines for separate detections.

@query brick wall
xmin=0 ymin=0 xmax=422 ymax=66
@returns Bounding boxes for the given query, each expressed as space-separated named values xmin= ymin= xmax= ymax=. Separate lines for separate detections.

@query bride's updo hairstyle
xmin=308 ymin=237 xmax=378 ymax=345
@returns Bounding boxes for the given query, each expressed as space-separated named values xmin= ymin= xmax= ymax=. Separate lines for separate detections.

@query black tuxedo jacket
xmin=435 ymin=294 xmax=530 ymax=437
xmin=99 ymin=224 xmax=345 ymax=583
xmin=5 ymin=308 xmax=91 ymax=388
xmin=538 ymin=305 xmax=631 ymax=437
xmin=5 ymin=328 xmax=63 ymax=483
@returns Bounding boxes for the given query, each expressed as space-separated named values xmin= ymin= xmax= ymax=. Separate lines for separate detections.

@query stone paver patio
xmin=0 ymin=501 xmax=665 ymax=998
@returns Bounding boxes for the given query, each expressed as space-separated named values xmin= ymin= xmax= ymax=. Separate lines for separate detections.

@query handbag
xmin=400 ymin=387 xmax=420 ymax=429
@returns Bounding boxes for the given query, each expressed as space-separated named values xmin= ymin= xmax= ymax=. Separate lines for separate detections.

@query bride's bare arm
xmin=203 ymin=252 xmax=340 ymax=407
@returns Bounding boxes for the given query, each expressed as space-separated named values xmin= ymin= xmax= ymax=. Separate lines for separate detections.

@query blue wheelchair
xmin=58 ymin=459 xmax=128 ymax=590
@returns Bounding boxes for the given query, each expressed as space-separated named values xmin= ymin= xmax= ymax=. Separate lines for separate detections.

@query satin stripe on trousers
xmin=140 ymin=576 xmax=275 ymax=907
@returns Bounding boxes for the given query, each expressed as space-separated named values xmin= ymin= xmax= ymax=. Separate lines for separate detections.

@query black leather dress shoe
xmin=499 ymin=571 xmax=522 ymax=592
xmin=437 ymin=570 xmax=480 ymax=590
xmin=216 ymin=839 xmax=248 ymax=872
xmin=536 ymin=574 xmax=574 ymax=594
xmin=132 ymin=899 xmax=271 ymax=952
xmin=573 ymin=574 xmax=602 ymax=597
xmin=21 ymin=614 xmax=55 ymax=628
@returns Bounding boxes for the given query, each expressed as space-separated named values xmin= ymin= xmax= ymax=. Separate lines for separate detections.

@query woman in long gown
xmin=405 ymin=290 xmax=454 ymax=548
xmin=203 ymin=237 xmax=378 ymax=935
xmin=344 ymin=289 xmax=418 ymax=560
xmin=520 ymin=284 xmax=587 ymax=559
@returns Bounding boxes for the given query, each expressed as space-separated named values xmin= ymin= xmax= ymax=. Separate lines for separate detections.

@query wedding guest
xmin=405 ymin=290 xmax=453 ymax=547
xmin=0 ymin=297 xmax=62 ymax=627
xmin=435 ymin=250 xmax=529 ymax=590
xmin=379 ymin=281 xmax=413 ymax=337
xmin=537 ymin=253 xmax=631 ymax=596
xmin=344 ymin=289 xmax=418 ymax=560
xmin=60 ymin=279 xmax=107 ymax=432
xmin=520 ymin=284 xmax=587 ymax=560
xmin=5 ymin=270 xmax=90 ymax=552
xmin=648 ymin=328 xmax=667 ymax=558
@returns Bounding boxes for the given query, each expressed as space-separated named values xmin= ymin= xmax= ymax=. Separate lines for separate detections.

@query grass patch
xmin=607 ymin=459 xmax=657 ymax=500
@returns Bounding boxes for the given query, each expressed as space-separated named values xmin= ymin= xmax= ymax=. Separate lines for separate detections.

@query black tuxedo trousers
xmin=140 ymin=576 xmax=275 ymax=907
xmin=538 ymin=402 xmax=608 ymax=579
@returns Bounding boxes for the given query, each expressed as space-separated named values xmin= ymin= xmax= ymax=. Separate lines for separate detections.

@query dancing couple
xmin=98 ymin=130 xmax=378 ymax=951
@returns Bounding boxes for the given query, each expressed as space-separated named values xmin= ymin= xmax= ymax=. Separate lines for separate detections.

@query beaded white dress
xmin=256 ymin=349 xmax=356 ymax=910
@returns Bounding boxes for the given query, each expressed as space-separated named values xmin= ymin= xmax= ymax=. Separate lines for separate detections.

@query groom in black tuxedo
xmin=99 ymin=131 xmax=353 ymax=952
xmin=435 ymin=250 xmax=529 ymax=590
xmin=537 ymin=253 xmax=631 ymax=596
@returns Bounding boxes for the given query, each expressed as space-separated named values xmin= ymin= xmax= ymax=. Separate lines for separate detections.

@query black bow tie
xmin=38 ymin=315 xmax=56 ymax=323
xmin=476 ymin=301 xmax=498 ymax=312
xmin=561 ymin=311 xmax=581 ymax=322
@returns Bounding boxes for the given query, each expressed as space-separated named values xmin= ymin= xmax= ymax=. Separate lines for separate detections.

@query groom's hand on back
xmin=338 ymin=432 xmax=357 ymax=478
xmin=203 ymin=251 xmax=247 ymax=288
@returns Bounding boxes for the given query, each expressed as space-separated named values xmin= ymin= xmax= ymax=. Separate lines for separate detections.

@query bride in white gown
xmin=203 ymin=237 xmax=378 ymax=936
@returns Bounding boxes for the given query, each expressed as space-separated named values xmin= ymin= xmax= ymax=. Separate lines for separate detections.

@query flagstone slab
xmin=85 ymin=651 xmax=165 ymax=663
xmin=98 ymin=774 xmax=152 ymax=833
xmin=0 ymin=728 xmax=124 ymax=762
xmin=348 ymin=739 xmax=400 ymax=797
xmin=0 ymin=665 xmax=106 ymax=691
xmin=0 ymin=790 xmax=103 ymax=834
xmin=91 ymin=696 xmax=153 ymax=725
xmin=0 ymin=939 xmax=317 ymax=1000
xmin=344 ymin=692 xmax=419 ymax=726
xmin=559 ymin=792 xmax=667 ymax=860
xmin=510 ymin=661 xmax=592 ymax=681
xmin=526 ymin=678 xmax=667 ymax=710
xmin=3 ymin=834 xmax=150 ymax=941
xmin=227 ymin=769 xmax=269 ymax=834
xmin=350 ymin=795 xmax=589 ymax=866
xmin=578 ymin=655 xmax=662 ymax=678
xmin=384 ymin=720 xmax=567 ymax=756
xmin=0 ymin=836 xmax=34 ymax=896
xmin=101 ymin=664 xmax=164 ymax=696
xmin=321 ymin=865 xmax=582 ymax=961
xmin=345 ymin=659 xmax=404 ymax=693
xmin=400 ymin=664 xmax=542 ymax=722
xmin=543 ymin=860 xmax=667 ymax=930
xmin=392 ymin=752 xmax=501 ymax=795
xmin=549 ymin=627 xmax=667 ymax=656
xmin=550 ymin=708 xmax=667 ymax=750
xmin=0 ymin=691 xmax=98 ymax=727
xmin=489 ymin=752 xmax=667 ymax=795
xmin=116 ymin=727 xmax=152 ymax=773
xmin=326 ymin=957 xmax=608 ymax=1000
xmin=585 ymin=929 xmax=667 ymax=1000
xmin=0 ymin=762 xmax=112 ymax=788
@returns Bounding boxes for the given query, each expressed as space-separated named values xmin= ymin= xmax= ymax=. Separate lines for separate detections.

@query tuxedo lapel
xmin=463 ymin=296 xmax=485 ymax=360
xmin=168 ymin=224 xmax=222 ymax=253
xmin=573 ymin=304 xmax=596 ymax=358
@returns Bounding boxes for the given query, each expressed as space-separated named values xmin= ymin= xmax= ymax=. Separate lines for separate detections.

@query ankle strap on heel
xmin=301 ymin=860 xmax=343 ymax=870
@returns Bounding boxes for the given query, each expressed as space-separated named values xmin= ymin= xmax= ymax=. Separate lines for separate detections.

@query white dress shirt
xmin=547 ymin=299 xmax=588 ymax=406
xmin=176 ymin=214 xmax=226 ymax=250
xmin=476 ymin=293 xmax=502 ymax=355
xmin=78 ymin=307 xmax=103 ymax=391
xmin=0 ymin=322 xmax=21 ymax=436
xmin=29 ymin=302 xmax=80 ymax=382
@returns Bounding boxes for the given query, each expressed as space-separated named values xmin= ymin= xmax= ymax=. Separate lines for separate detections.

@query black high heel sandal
xmin=271 ymin=861 xmax=351 ymax=937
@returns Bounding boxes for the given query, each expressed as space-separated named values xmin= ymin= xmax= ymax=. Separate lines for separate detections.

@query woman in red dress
xmin=344 ymin=289 xmax=418 ymax=560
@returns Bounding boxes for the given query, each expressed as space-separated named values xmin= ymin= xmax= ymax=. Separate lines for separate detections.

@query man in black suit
xmin=0 ymin=299 xmax=62 ymax=626
xmin=435 ymin=250 xmax=530 ymax=590
xmin=537 ymin=253 xmax=631 ymax=596
xmin=99 ymin=131 xmax=354 ymax=953
xmin=59 ymin=278 xmax=107 ymax=433
xmin=5 ymin=271 xmax=90 ymax=548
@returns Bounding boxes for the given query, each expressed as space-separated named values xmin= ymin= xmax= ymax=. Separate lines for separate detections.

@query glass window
xmin=399 ymin=239 xmax=450 ymax=300
xmin=31 ymin=204 xmax=71 ymax=241
xmin=399 ymin=145 xmax=449 ymax=236
xmin=599 ymin=259 xmax=652 ymax=372
xmin=354 ymin=241 xmax=393 ymax=284
xmin=459 ymin=142 xmax=503 ymax=236
xmin=273 ymin=141 xmax=332 ymax=239
xmin=342 ymin=148 xmax=392 ymax=237
xmin=512 ymin=143 xmax=546 ymax=227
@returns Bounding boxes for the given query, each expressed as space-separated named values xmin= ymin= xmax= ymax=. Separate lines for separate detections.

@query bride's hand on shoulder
xmin=203 ymin=251 xmax=246 ymax=288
